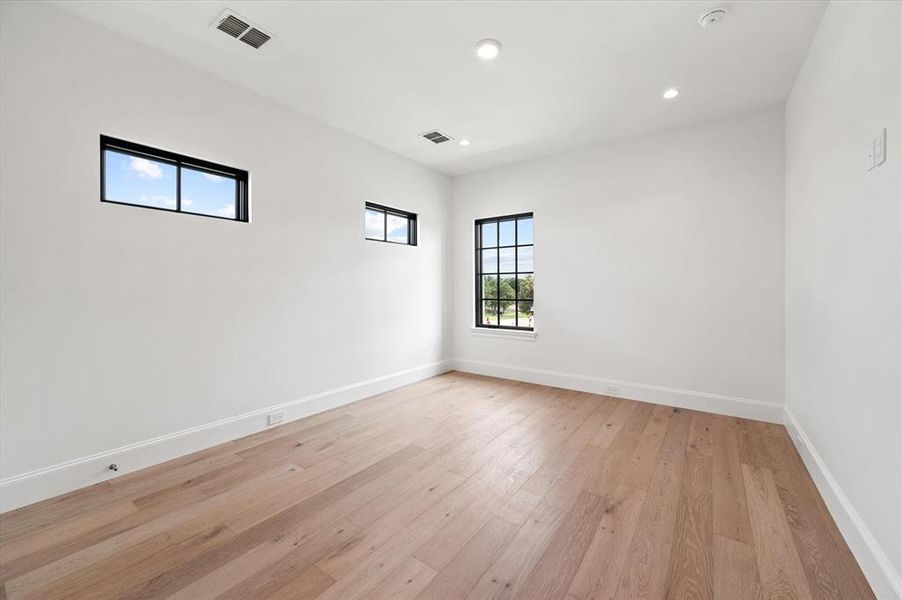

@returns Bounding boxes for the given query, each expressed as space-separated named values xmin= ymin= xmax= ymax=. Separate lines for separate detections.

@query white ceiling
xmin=50 ymin=1 xmax=826 ymax=176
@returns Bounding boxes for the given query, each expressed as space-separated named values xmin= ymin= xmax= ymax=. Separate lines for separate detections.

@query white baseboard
xmin=0 ymin=360 xmax=451 ymax=514
xmin=451 ymin=358 xmax=784 ymax=423
xmin=783 ymin=407 xmax=902 ymax=600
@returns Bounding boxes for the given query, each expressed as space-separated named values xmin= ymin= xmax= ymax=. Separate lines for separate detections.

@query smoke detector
xmin=698 ymin=8 xmax=727 ymax=29
xmin=213 ymin=10 xmax=274 ymax=49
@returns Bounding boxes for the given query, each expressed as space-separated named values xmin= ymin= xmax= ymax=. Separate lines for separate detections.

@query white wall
xmin=785 ymin=1 xmax=901 ymax=595
xmin=0 ymin=1 xmax=450 ymax=497
xmin=451 ymin=108 xmax=785 ymax=413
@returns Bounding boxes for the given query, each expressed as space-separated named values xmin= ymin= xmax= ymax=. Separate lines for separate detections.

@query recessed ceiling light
xmin=662 ymin=88 xmax=680 ymax=100
xmin=475 ymin=39 xmax=502 ymax=60
xmin=459 ymin=139 xmax=471 ymax=146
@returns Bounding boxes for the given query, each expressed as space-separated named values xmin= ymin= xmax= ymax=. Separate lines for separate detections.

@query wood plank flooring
xmin=0 ymin=372 xmax=874 ymax=599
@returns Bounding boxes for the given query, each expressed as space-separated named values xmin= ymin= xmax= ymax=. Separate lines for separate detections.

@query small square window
xmin=364 ymin=202 xmax=416 ymax=246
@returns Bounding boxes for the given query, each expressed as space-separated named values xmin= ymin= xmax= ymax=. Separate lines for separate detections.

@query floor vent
xmin=422 ymin=130 xmax=453 ymax=144
xmin=213 ymin=10 xmax=273 ymax=50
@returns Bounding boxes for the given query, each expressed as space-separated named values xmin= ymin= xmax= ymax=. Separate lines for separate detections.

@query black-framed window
xmin=475 ymin=213 xmax=534 ymax=330
xmin=365 ymin=202 xmax=417 ymax=246
xmin=100 ymin=135 xmax=249 ymax=222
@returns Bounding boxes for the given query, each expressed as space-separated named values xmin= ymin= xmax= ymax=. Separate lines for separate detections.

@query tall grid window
xmin=475 ymin=213 xmax=534 ymax=330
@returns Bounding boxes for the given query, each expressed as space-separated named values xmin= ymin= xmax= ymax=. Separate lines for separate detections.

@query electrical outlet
xmin=874 ymin=127 xmax=887 ymax=167
xmin=267 ymin=411 xmax=285 ymax=426
xmin=605 ymin=385 xmax=620 ymax=396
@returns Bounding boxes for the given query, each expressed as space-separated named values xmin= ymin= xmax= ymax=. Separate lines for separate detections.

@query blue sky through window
xmin=104 ymin=150 xmax=236 ymax=218
xmin=365 ymin=208 xmax=384 ymax=239
xmin=499 ymin=220 xmax=515 ymax=246
xmin=181 ymin=167 xmax=236 ymax=219
xmin=386 ymin=213 xmax=408 ymax=243
xmin=365 ymin=204 xmax=414 ymax=244
xmin=104 ymin=150 xmax=177 ymax=209
xmin=518 ymin=218 xmax=534 ymax=244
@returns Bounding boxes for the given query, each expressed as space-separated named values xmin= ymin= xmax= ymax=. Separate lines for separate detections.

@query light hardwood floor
xmin=0 ymin=372 xmax=874 ymax=599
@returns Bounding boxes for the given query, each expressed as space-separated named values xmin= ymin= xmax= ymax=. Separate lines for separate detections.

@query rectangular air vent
xmin=213 ymin=10 xmax=274 ymax=50
xmin=422 ymin=130 xmax=453 ymax=144
xmin=216 ymin=14 xmax=249 ymax=38
xmin=240 ymin=28 xmax=271 ymax=49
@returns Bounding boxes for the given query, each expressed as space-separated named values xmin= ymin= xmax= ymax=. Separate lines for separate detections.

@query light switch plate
xmin=867 ymin=137 xmax=876 ymax=171
xmin=874 ymin=127 xmax=887 ymax=167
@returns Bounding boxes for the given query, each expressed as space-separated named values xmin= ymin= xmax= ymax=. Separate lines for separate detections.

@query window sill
xmin=470 ymin=327 xmax=536 ymax=341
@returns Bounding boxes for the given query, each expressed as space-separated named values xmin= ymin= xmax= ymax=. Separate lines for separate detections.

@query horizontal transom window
xmin=365 ymin=202 xmax=417 ymax=246
xmin=100 ymin=135 xmax=249 ymax=222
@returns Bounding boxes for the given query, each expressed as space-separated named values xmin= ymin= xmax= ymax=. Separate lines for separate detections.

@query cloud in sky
xmin=203 ymin=173 xmax=223 ymax=182
xmin=216 ymin=204 xmax=236 ymax=218
xmin=139 ymin=195 xmax=176 ymax=208
xmin=129 ymin=156 xmax=163 ymax=180
xmin=365 ymin=209 xmax=384 ymax=238
xmin=386 ymin=214 xmax=407 ymax=242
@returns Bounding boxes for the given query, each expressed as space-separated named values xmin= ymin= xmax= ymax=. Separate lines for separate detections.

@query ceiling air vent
xmin=422 ymin=130 xmax=453 ymax=144
xmin=213 ymin=10 xmax=273 ymax=50
xmin=239 ymin=28 xmax=271 ymax=49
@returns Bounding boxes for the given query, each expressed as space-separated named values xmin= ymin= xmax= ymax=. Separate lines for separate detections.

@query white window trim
xmin=470 ymin=327 xmax=536 ymax=340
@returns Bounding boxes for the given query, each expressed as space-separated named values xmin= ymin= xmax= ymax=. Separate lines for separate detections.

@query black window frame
xmin=100 ymin=135 xmax=249 ymax=222
xmin=475 ymin=212 xmax=534 ymax=331
xmin=365 ymin=202 xmax=418 ymax=246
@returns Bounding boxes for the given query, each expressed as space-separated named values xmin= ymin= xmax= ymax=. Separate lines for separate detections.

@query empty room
xmin=0 ymin=1 xmax=899 ymax=598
